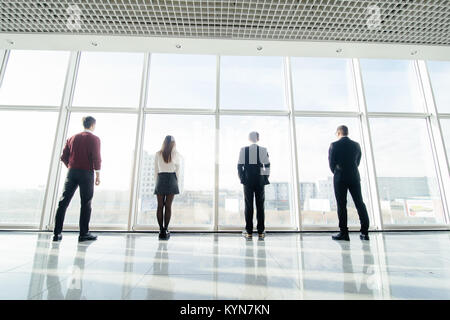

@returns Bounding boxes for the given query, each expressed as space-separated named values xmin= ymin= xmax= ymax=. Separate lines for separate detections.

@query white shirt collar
xmin=84 ymin=129 xmax=93 ymax=133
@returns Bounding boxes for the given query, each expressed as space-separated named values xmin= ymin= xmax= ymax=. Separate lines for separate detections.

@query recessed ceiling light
xmin=176 ymin=44 xmax=182 ymax=49
xmin=257 ymin=46 xmax=263 ymax=51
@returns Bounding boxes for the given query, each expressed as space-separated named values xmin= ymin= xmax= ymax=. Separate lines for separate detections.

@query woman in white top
xmin=154 ymin=135 xmax=180 ymax=240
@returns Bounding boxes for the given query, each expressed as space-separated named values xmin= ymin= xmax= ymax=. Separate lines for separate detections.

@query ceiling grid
xmin=0 ymin=0 xmax=448 ymax=45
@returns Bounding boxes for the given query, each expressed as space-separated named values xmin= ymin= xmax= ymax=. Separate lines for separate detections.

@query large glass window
xmin=295 ymin=117 xmax=371 ymax=227
xmin=370 ymin=118 xmax=445 ymax=225
xmin=360 ymin=59 xmax=424 ymax=113
xmin=219 ymin=116 xmax=294 ymax=228
xmin=291 ymin=58 xmax=357 ymax=111
xmin=72 ymin=52 xmax=144 ymax=108
xmin=0 ymin=50 xmax=69 ymax=106
xmin=147 ymin=54 xmax=216 ymax=109
xmin=56 ymin=113 xmax=137 ymax=227
xmin=220 ymin=56 xmax=286 ymax=110
xmin=137 ymin=114 xmax=215 ymax=227
xmin=440 ymin=119 xmax=450 ymax=165
xmin=0 ymin=111 xmax=58 ymax=224
xmin=427 ymin=61 xmax=450 ymax=114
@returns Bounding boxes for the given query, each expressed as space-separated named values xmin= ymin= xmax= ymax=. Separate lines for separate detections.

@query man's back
xmin=328 ymin=137 xmax=361 ymax=182
xmin=61 ymin=131 xmax=101 ymax=171
xmin=238 ymin=144 xmax=270 ymax=187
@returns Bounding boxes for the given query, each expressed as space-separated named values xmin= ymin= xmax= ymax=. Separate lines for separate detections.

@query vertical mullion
xmin=352 ymin=58 xmax=383 ymax=230
xmin=213 ymin=55 xmax=220 ymax=231
xmin=42 ymin=51 xmax=80 ymax=230
xmin=0 ymin=49 xmax=10 ymax=88
xmin=130 ymin=52 xmax=151 ymax=231
xmin=353 ymin=58 xmax=392 ymax=298
xmin=416 ymin=60 xmax=450 ymax=225
xmin=285 ymin=57 xmax=301 ymax=231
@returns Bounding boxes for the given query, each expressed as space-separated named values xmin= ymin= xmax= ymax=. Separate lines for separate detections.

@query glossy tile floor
xmin=0 ymin=231 xmax=449 ymax=300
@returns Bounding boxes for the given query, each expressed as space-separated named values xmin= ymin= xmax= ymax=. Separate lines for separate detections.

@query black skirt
xmin=154 ymin=172 xmax=179 ymax=195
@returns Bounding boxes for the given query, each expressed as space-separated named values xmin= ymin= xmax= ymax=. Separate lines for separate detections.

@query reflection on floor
xmin=0 ymin=231 xmax=449 ymax=300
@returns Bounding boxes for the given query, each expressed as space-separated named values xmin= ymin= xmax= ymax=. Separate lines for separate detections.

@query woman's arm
xmin=154 ymin=152 xmax=159 ymax=176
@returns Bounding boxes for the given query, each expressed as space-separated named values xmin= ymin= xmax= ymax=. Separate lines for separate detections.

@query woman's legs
xmin=163 ymin=194 xmax=175 ymax=229
xmin=156 ymin=194 xmax=165 ymax=231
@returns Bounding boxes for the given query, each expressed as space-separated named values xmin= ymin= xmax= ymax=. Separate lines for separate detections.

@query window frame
xmin=0 ymin=50 xmax=448 ymax=231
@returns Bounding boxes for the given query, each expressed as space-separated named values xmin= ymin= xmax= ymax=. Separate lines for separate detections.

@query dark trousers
xmin=244 ymin=184 xmax=265 ymax=234
xmin=54 ymin=169 xmax=94 ymax=236
xmin=333 ymin=177 xmax=370 ymax=234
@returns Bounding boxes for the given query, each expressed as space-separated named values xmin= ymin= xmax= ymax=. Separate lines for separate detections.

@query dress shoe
xmin=78 ymin=233 xmax=98 ymax=242
xmin=258 ymin=232 xmax=265 ymax=240
xmin=360 ymin=233 xmax=370 ymax=241
xmin=242 ymin=231 xmax=252 ymax=240
xmin=159 ymin=229 xmax=171 ymax=240
xmin=53 ymin=234 xmax=62 ymax=242
xmin=332 ymin=232 xmax=350 ymax=241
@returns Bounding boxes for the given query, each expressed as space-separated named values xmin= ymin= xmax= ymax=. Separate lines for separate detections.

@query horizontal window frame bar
xmin=0 ymin=225 xmax=40 ymax=230
xmin=4 ymin=106 xmax=440 ymax=120
xmin=293 ymin=111 xmax=362 ymax=117
xmin=146 ymin=106 xmax=216 ymax=112
xmin=301 ymin=226 xmax=378 ymax=232
xmin=144 ymin=107 xmax=216 ymax=115
xmin=133 ymin=225 xmax=213 ymax=231
xmin=294 ymin=106 xmax=359 ymax=112
xmin=367 ymin=112 xmax=432 ymax=118
xmin=0 ymin=105 xmax=60 ymax=111
xmin=219 ymin=109 xmax=290 ymax=116
xmin=55 ymin=225 xmax=128 ymax=231
xmin=217 ymin=226 xmax=298 ymax=231
xmin=382 ymin=224 xmax=450 ymax=230
xmin=69 ymin=106 xmax=140 ymax=114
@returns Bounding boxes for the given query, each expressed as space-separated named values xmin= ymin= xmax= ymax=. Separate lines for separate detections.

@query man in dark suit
xmin=328 ymin=125 xmax=370 ymax=241
xmin=237 ymin=132 xmax=270 ymax=240
xmin=53 ymin=116 xmax=101 ymax=242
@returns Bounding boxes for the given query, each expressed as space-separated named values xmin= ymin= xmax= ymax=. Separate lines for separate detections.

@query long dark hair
xmin=160 ymin=135 xmax=176 ymax=163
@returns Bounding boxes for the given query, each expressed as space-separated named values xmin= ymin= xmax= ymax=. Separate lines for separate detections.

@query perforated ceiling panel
xmin=0 ymin=0 xmax=448 ymax=45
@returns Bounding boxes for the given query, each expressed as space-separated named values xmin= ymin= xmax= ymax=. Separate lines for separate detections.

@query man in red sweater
xmin=53 ymin=116 xmax=102 ymax=242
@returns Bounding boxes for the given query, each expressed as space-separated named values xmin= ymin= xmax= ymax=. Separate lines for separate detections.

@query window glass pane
xmin=0 ymin=50 xmax=69 ymax=106
xmin=427 ymin=61 xmax=450 ymax=114
xmin=370 ymin=118 xmax=445 ymax=225
xmin=0 ymin=111 xmax=58 ymax=224
xmin=57 ymin=113 xmax=137 ymax=226
xmin=291 ymin=58 xmax=357 ymax=111
xmin=296 ymin=117 xmax=371 ymax=227
xmin=147 ymin=54 xmax=216 ymax=109
xmin=137 ymin=114 xmax=215 ymax=227
xmin=219 ymin=116 xmax=294 ymax=228
xmin=440 ymin=119 xmax=450 ymax=166
xmin=72 ymin=52 xmax=144 ymax=108
xmin=220 ymin=56 xmax=286 ymax=110
xmin=360 ymin=59 xmax=424 ymax=113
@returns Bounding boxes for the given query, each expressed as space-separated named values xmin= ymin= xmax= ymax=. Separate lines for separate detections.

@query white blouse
xmin=154 ymin=150 xmax=181 ymax=179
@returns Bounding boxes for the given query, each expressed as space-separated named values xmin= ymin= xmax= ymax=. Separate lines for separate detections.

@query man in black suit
xmin=328 ymin=125 xmax=370 ymax=241
xmin=237 ymin=132 xmax=270 ymax=240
